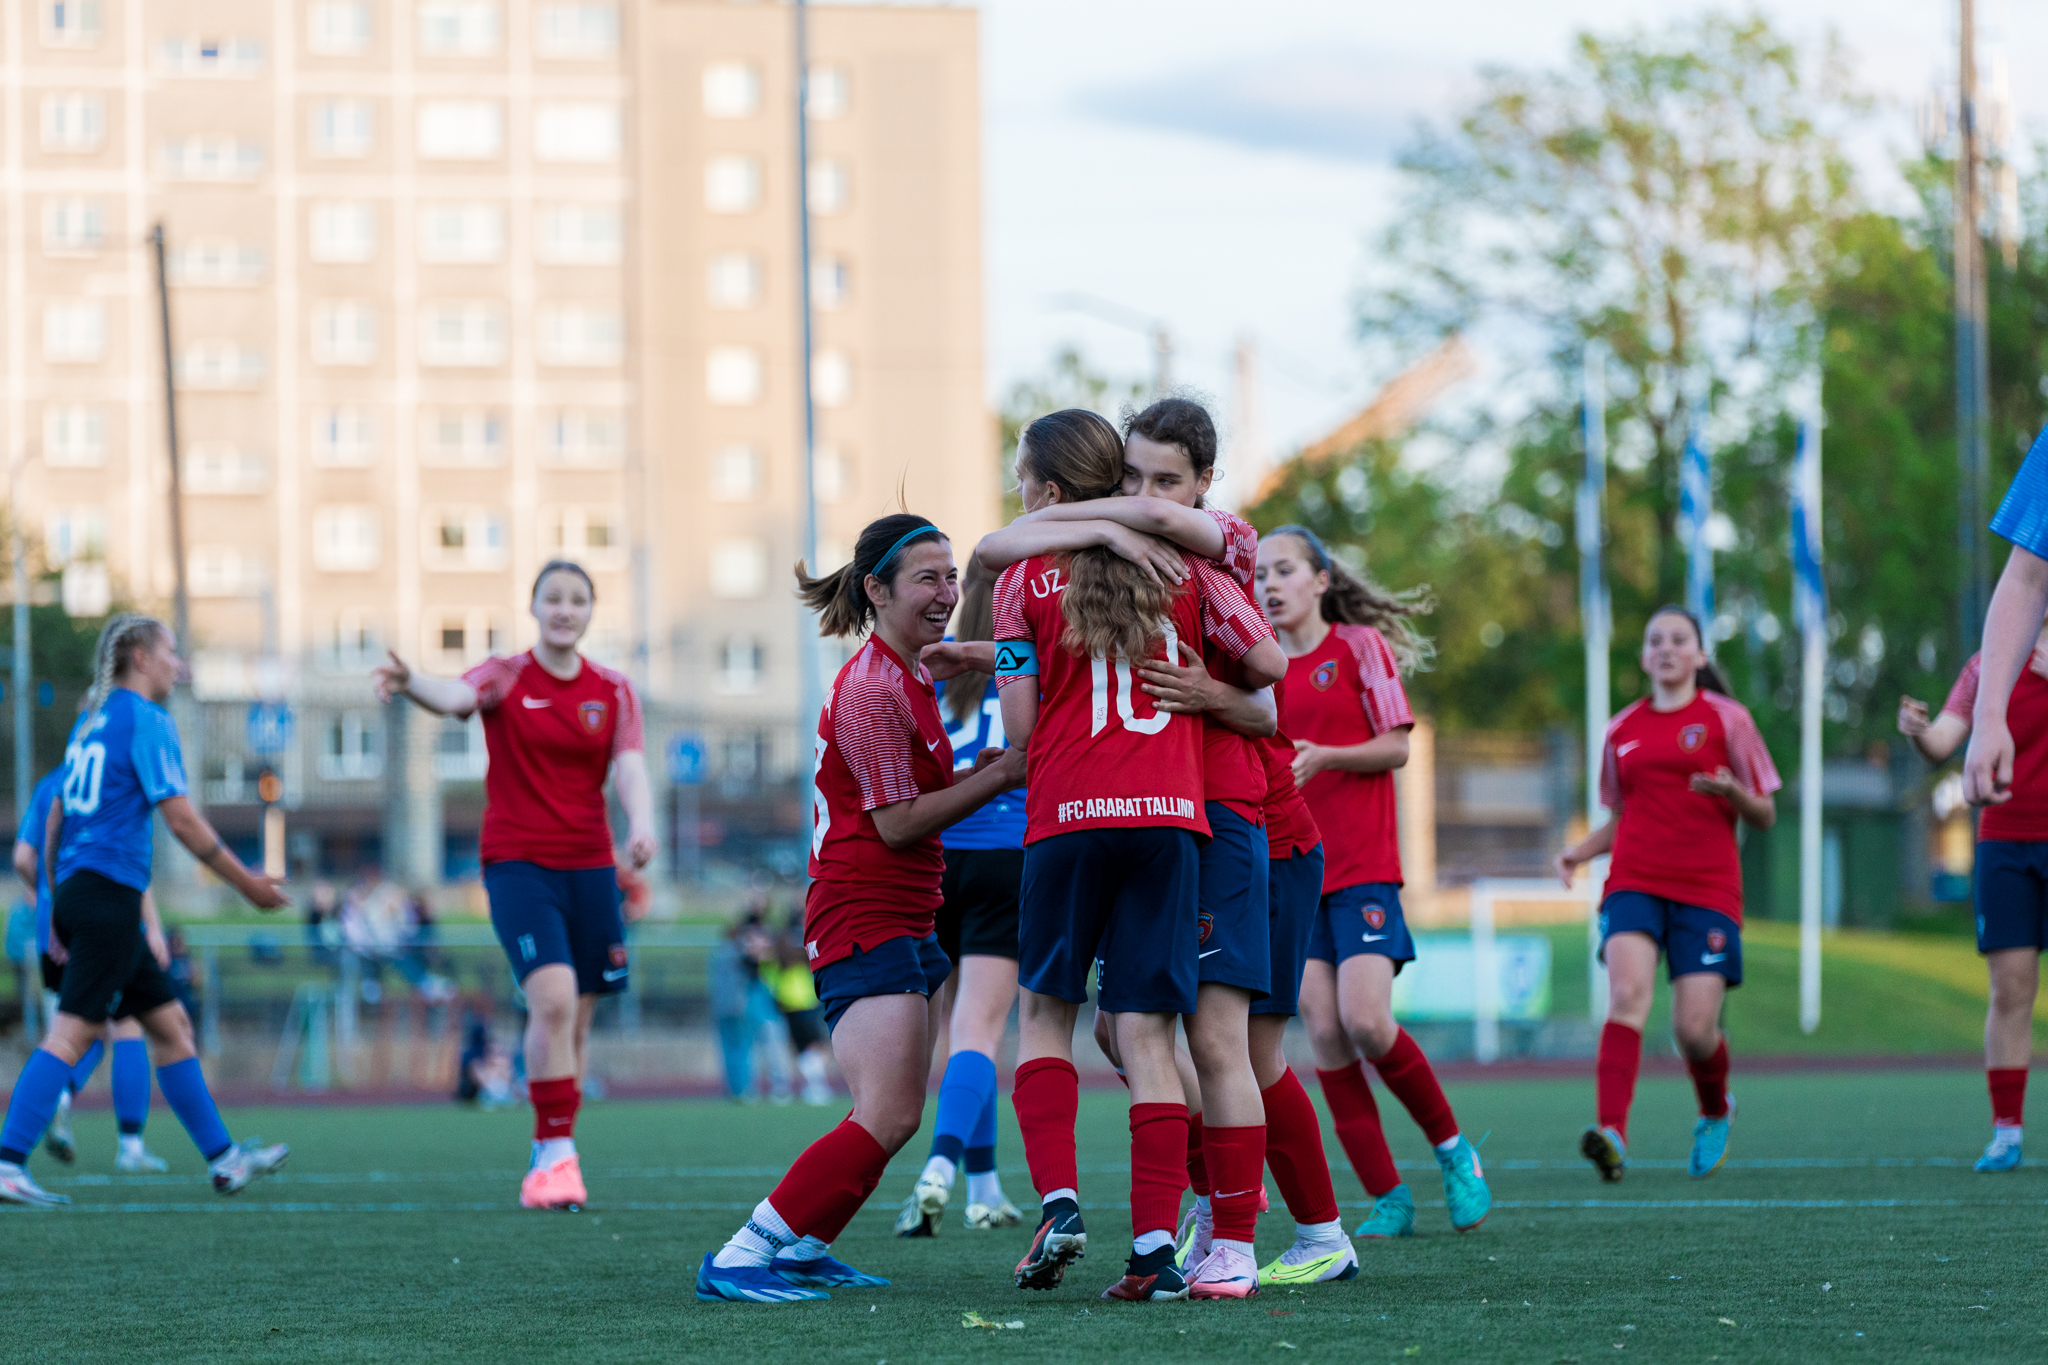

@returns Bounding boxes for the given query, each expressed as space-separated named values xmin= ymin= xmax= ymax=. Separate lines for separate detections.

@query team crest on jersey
xmin=1363 ymin=905 xmax=1387 ymax=931
xmin=1706 ymin=929 xmax=1726 ymax=954
xmin=579 ymin=701 xmax=607 ymax=733
xmin=1312 ymin=660 xmax=1339 ymax=690
xmin=1197 ymin=910 xmax=1214 ymax=945
xmin=1679 ymin=723 xmax=1706 ymax=751
xmin=609 ymin=943 xmax=629 ymax=968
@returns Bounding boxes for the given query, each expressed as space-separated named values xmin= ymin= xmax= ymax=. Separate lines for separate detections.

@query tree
xmin=995 ymin=347 xmax=1148 ymax=520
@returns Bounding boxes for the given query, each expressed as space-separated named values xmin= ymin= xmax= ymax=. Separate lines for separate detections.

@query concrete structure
xmin=0 ymin=0 xmax=994 ymax=889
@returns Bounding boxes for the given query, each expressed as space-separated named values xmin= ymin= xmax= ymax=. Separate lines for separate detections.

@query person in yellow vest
xmin=768 ymin=929 xmax=835 ymax=1106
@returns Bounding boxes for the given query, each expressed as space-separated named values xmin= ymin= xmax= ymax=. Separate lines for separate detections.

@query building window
xmin=710 ymin=538 xmax=767 ymax=599
xmin=161 ymin=36 xmax=263 ymax=76
xmin=179 ymin=342 xmax=265 ymax=388
xmin=419 ymin=409 xmax=504 ymax=466
xmin=535 ymin=103 xmax=618 ymax=163
xmin=160 ymin=137 xmax=264 ymax=181
xmin=42 ymin=198 xmax=104 ymax=253
xmin=718 ymin=637 xmax=763 ymax=694
xmin=435 ymin=713 xmax=489 ymax=777
xmin=419 ymin=303 xmax=505 ymax=366
xmin=307 ymin=2 xmax=370 ymax=55
xmin=311 ymin=407 xmax=375 ymax=466
xmin=705 ymin=346 xmax=762 ymax=405
xmin=815 ymin=444 xmax=847 ymax=504
xmin=44 ymin=0 xmax=100 ymax=47
xmin=808 ymin=64 xmax=849 ymax=119
xmin=312 ymin=505 xmax=380 ymax=571
xmin=319 ymin=712 xmax=383 ymax=780
xmin=544 ymin=505 xmax=624 ymax=567
xmin=419 ymin=1 xmax=499 ymax=56
xmin=812 ymin=256 xmax=850 ymax=310
xmin=703 ymin=62 xmax=760 ymax=118
xmin=324 ymin=611 xmax=379 ymax=671
xmin=542 ymin=409 xmax=622 ymax=466
xmin=704 ymin=155 xmax=760 ymax=214
xmin=813 ymin=349 xmax=852 ymax=408
xmin=311 ymin=100 xmax=374 ymax=158
xmin=170 ymin=238 xmax=264 ymax=285
xmin=44 ymin=406 xmax=106 ymax=467
xmin=185 ymin=445 xmax=266 ymax=493
xmin=537 ymin=3 xmax=616 ymax=58
xmin=808 ymin=158 xmax=849 ymax=215
xmin=707 ymin=252 xmax=760 ymax=309
xmin=41 ymin=95 xmax=105 ymax=153
xmin=418 ymin=203 xmax=503 ymax=263
xmin=44 ymin=508 xmax=105 ymax=564
xmin=309 ymin=200 xmax=376 ymax=262
xmin=417 ymin=101 xmax=502 ymax=160
xmin=311 ymin=301 xmax=377 ymax=365
xmin=43 ymin=302 xmax=105 ymax=363
xmin=427 ymin=508 xmax=508 ymax=570
xmin=538 ymin=307 xmax=621 ymax=366
xmin=710 ymin=445 xmax=759 ymax=502
xmin=190 ymin=547 xmax=263 ymax=597
xmin=536 ymin=204 xmax=620 ymax=264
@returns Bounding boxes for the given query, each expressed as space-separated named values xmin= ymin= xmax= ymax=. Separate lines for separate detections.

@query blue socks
xmin=930 ymin=1050 xmax=997 ymax=1166
xmin=113 ymin=1039 xmax=151 ymax=1135
xmin=70 ymin=1039 xmax=106 ymax=1094
xmin=155 ymin=1058 xmax=232 ymax=1162
xmin=0 ymin=1049 xmax=75 ymax=1164
xmin=966 ymin=1081 xmax=1000 ymax=1174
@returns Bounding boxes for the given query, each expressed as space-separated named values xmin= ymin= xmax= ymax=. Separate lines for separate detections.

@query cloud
xmin=1075 ymin=49 xmax=1460 ymax=164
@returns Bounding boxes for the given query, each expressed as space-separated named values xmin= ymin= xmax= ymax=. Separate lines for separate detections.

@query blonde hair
xmin=84 ymin=613 xmax=169 ymax=716
xmin=1267 ymin=525 xmax=1435 ymax=674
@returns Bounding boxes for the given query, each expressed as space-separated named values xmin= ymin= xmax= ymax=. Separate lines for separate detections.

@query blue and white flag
xmin=1577 ymin=346 xmax=1611 ymax=639
xmin=1790 ymin=414 xmax=1826 ymax=636
xmin=1679 ymin=401 xmax=1715 ymax=629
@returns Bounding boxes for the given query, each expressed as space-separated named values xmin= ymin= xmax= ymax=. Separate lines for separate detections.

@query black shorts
xmin=935 ymin=847 xmax=1023 ymax=963
xmin=53 ymin=870 xmax=181 ymax=1024
xmin=785 ymin=1006 xmax=828 ymax=1050
xmin=40 ymin=951 xmax=64 ymax=994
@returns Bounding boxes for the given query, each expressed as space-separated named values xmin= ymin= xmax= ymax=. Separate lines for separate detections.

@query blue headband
xmin=869 ymin=525 xmax=941 ymax=579
xmin=1269 ymin=523 xmax=1331 ymax=570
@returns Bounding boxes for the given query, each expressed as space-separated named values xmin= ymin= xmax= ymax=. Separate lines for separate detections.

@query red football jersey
xmin=1599 ymin=690 xmax=1781 ymax=923
xmin=1204 ymin=507 xmax=1259 ymax=589
xmin=805 ymin=635 xmax=954 ymax=969
xmin=1259 ymin=684 xmax=1322 ymax=859
xmin=464 ymin=651 xmax=644 ymax=870
xmin=1201 ymin=571 xmax=1271 ymax=823
xmin=1943 ymin=652 xmax=2048 ymax=841
xmin=993 ymin=551 xmax=1274 ymax=844
xmin=1279 ymin=624 xmax=1415 ymax=892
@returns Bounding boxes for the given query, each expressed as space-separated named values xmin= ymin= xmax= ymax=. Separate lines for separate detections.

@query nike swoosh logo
xmin=1617 ymin=741 xmax=1641 ymax=757
xmin=1700 ymin=953 xmax=1726 ymax=964
xmin=1361 ymin=933 xmax=1389 ymax=943
xmin=521 ymin=697 xmax=552 ymax=708
xmin=602 ymin=967 xmax=629 ymax=980
xmin=927 ymin=736 xmax=943 ymax=750
xmin=1198 ymin=949 xmax=1221 ymax=959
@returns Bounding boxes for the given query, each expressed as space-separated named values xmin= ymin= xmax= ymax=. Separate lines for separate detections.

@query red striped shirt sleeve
xmin=603 ymin=666 xmax=645 ymax=757
xmin=1204 ymin=508 xmax=1260 ymax=589
xmin=461 ymin=653 xmax=526 ymax=711
xmin=1193 ymin=557 xmax=1276 ymax=660
xmin=834 ymin=651 xmax=923 ymax=811
xmin=1337 ymin=625 xmax=1414 ymax=737
xmin=1942 ymin=655 xmax=1981 ymax=719
xmin=1598 ymin=707 xmax=1631 ymax=813
xmin=1704 ymin=693 xmax=1782 ymax=796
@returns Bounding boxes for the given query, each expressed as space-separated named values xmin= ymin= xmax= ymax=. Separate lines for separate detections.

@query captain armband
xmin=992 ymin=640 xmax=1038 ymax=680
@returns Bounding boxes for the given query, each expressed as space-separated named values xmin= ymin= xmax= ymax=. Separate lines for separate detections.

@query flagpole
xmin=1794 ymin=397 xmax=1826 ymax=1034
xmin=1578 ymin=340 xmax=1611 ymax=1023
xmin=1682 ymin=387 xmax=1715 ymax=630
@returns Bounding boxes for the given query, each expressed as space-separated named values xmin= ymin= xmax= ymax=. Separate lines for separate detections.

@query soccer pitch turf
xmin=2 ymin=1072 xmax=2044 ymax=1363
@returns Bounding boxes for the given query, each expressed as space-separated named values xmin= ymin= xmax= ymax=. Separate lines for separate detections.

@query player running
xmin=1898 ymin=621 xmax=2048 ymax=1171
xmin=697 ymin=515 xmax=1027 ymax=1303
xmin=374 ymin=560 xmax=656 ymax=1212
xmin=894 ymin=562 xmax=1027 ymax=1237
xmin=989 ymin=408 xmax=1286 ymax=1302
xmin=0 ymin=614 xmax=291 ymax=1207
xmin=1556 ymin=606 xmax=1780 ymax=1182
xmin=1257 ymin=526 xmax=1491 ymax=1236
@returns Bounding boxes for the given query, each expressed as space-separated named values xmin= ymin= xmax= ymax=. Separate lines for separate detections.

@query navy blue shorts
xmin=483 ymin=861 xmax=628 ymax=996
xmin=812 ymin=932 xmax=952 ymax=1032
xmin=1021 ymin=826 xmax=1201 ymax=1015
xmin=1307 ymin=881 xmax=1414 ymax=973
xmin=1196 ymin=804 xmax=1271 ymax=1002
xmin=1973 ymin=840 xmax=2048 ymax=953
xmin=1254 ymin=844 xmax=1325 ymax=1017
xmin=1599 ymin=891 xmax=1743 ymax=986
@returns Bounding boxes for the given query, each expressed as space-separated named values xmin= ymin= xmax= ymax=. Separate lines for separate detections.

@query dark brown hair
xmin=1124 ymin=396 xmax=1218 ymax=480
xmin=532 ymin=559 xmax=595 ymax=602
xmin=944 ymin=561 xmax=996 ymax=725
xmin=1266 ymin=525 xmax=1434 ymax=674
xmin=1646 ymin=604 xmax=1732 ymax=695
xmin=1019 ymin=409 xmax=1175 ymax=661
xmin=794 ymin=514 xmax=947 ymax=638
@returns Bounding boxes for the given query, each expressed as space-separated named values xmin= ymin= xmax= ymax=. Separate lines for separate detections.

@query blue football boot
xmin=1436 ymin=1135 xmax=1491 ymax=1231
xmin=695 ymin=1252 xmax=830 ymax=1303
xmin=1689 ymin=1098 xmax=1736 ymax=1179
xmin=774 ymin=1253 xmax=891 ymax=1288
xmin=1974 ymin=1131 xmax=2023 ymax=1173
xmin=1352 ymin=1182 xmax=1415 ymax=1239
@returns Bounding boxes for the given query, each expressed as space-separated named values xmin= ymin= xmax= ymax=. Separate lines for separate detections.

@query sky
xmin=962 ymin=0 xmax=2048 ymax=503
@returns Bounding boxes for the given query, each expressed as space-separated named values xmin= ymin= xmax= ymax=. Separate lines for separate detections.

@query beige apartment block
xmin=0 ymin=0 xmax=994 ymax=884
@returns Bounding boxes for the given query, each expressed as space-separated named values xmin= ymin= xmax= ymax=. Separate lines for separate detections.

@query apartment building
xmin=0 ymin=0 xmax=994 ymax=885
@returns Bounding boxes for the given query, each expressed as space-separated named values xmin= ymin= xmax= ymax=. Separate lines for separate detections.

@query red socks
xmin=1013 ymin=1057 xmax=1080 ymax=1196
xmin=1371 ymin=1029 xmax=1460 ymax=1147
xmin=1201 ymin=1123 xmax=1266 ymax=1242
xmin=1317 ymin=1062 xmax=1401 ymax=1196
xmin=1687 ymin=1037 xmax=1730 ymax=1119
xmin=1596 ymin=1020 xmax=1643 ymax=1140
xmin=1989 ymin=1067 xmax=2028 ymax=1127
xmin=1185 ymin=1110 xmax=1211 ymax=1196
xmin=529 ymin=1076 xmax=579 ymax=1142
xmin=766 ymin=1116 xmax=889 ymax=1240
xmin=1129 ymin=1102 xmax=1190 ymax=1239
xmin=1261 ymin=1069 xmax=1340 ymax=1225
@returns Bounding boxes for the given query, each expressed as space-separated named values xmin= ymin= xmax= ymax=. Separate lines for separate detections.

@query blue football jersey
xmin=15 ymin=768 xmax=61 ymax=953
xmin=1991 ymin=423 xmax=2048 ymax=560
xmin=53 ymin=688 xmax=188 ymax=892
xmin=935 ymin=673 xmax=1025 ymax=852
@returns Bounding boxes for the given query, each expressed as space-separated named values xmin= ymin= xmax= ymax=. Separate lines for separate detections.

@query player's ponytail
xmin=1017 ymin=408 xmax=1175 ymax=661
xmin=1268 ymin=525 xmax=1434 ymax=675
xmin=1646 ymin=604 xmax=1730 ymax=695
xmin=944 ymin=563 xmax=996 ymax=725
xmin=795 ymin=514 xmax=947 ymax=639
xmin=84 ymin=613 xmax=169 ymax=718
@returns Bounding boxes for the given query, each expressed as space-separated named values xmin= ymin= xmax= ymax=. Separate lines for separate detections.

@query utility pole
xmin=150 ymin=224 xmax=190 ymax=650
xmin=1955 ymin=0 xmax=1991 ymax=651
xmin=10 ymin=454 xmax=29 ymax=820
xmin=793 ymin=0 xmax=823 ymax=806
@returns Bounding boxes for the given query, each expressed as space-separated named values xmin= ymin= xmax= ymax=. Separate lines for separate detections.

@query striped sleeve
xmin=1337 ymin=624 xmax=1414 ymax=736
xmin=462 ymin=653 xmax=527 ymax=712
xmin=1204 ymin=508 xmax=1260 ymax=589
xmin=1704 ymin=693 xmax=1782 ymax=796
xmin=834 ymin=651 xmax=923 ymax=811
xmin=1192 ymin=557 xmax=1276 ymax=660
xmin=992 ymin=561 xmax=1034 ymax=686
xmin=1597 ymin=706 xmax=1633 ymax=813
xmin=599 ymin=664 xmax=646 ymax=757
xmin=1941 ymin=654 xmax=1981 ymax=719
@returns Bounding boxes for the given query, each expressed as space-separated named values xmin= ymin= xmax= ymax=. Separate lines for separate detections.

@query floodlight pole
xmin=10 ymin=452 xmax=29 ymax=820
xmin=1578 ymin=341 xmax=1611 ymax=1023
xmin=150 ymin=224 xmax=190 ymax=652
xmin=1956 ymin=0 xmax=1990 ymax=650
xmin=793 ymin=0 xmax=822 ymax=808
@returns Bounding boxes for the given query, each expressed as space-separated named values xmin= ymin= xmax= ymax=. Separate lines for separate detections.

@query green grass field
xmin=4 ymin=1072 xmax=2046 ymax=1362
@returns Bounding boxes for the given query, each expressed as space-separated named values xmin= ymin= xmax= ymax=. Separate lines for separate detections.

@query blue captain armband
xmin=993 ymin=640 xmax=1037 ymax=678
